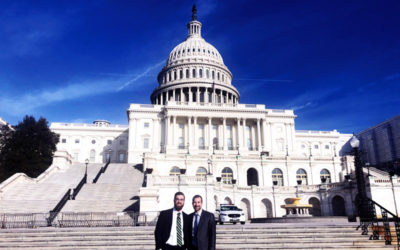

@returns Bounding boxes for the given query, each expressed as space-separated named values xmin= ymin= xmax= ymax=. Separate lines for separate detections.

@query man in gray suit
xmin=189 ymin=195 xmax=216 ymax=250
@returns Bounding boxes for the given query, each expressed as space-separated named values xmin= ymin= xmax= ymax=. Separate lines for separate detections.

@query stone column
xmin=193 ymin=117 xmax=198 ymax=148
xmin=208 ymin=117 xmax=212 ymax=150
xmin=257 ymin=119 xmax=261 ymax=151
xmin=166 ymin=91 xmax=169 ymax=103
xmin=188 ymin=87 xmax=192 ymax=103
xmin=262 ymin=119 xmax=267 ymax=151
xmin=223 ymin=118 xmax=227 ymax=150
xmin=242 ymin=118 xmax=247 ymax=148
xmin=269 ymin=122 xmax=273 ymax=153
xmin=173 ymin=116 xmax=177 ymax=147
xmin=188 ymin=117 xmax=192 ymax=149
xmin=236 ymin=118 xmax=241 ymax=150
xmin=173 ymin=89 xmax=176 ymax=101
xmin=164 ymin=115 xmax=169 ymax=149
xmin=160 ymin=92 xmax=164 ymax=105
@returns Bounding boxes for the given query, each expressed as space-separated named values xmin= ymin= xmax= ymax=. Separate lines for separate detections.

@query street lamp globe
xmin=350 ymin=135 xmax=360 ymax=148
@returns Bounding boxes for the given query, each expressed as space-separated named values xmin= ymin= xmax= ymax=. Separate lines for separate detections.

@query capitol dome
xmin=151 ymin=5 xmax=240 ymax=105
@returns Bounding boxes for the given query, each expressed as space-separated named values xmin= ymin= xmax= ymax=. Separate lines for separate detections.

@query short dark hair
xmin=192 ymin=194 xmax=203 ymax=203
xmin=174 ymin=191 xmax=185 ymax=200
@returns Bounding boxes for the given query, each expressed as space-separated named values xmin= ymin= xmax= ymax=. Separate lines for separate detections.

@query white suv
xmin=215 ymin=204 xmax=246 ymax=225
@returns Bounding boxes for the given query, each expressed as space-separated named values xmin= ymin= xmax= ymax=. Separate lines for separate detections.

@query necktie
xmin=193 ymin=213 xmax=198 ymax=246
xmin=177 ymin=213 xmax=183 ymax=246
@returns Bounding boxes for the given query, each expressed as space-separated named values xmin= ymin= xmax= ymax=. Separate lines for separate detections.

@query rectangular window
xmin=107 ymin=140 xmax=112 ymax=145
xmin=212 ymin=125 xmax=218 ymax=130
xmin=227 ymin=138 xmax=233 ymax=150
xmin=143 ymin=138 xmax=149 ymax=149
xmin=61 ymin=138 xmax=67 ymax=143
xmin=226 ymin=125 xmax=232 ymax=131
xmin=198 ymin=124 xmax=204 ymax=130
xmin=179 ymin=124 xmax=184 ymax=129
xmin=75 ymin=139 xmax=80 ymax=144
xmin=120 ymin=140 xmax=125 ymax=145
xmin=144 ymin=122 xmax=150 ymax=128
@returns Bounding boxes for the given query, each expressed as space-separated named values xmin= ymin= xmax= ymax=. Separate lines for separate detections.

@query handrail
xmin=47 ymin=189 xmax=71 ymax=225
xmin=357 ymin=197 xmax=400 ymax=247
xmin=72 ymin=175 xmax=86 ymax=199
xmin=92 ymin=159 xmax=111 ymax=183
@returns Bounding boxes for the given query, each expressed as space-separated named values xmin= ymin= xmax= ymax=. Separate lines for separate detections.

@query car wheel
xmin=233 ymin=222 xmax=237 ymax=225
xmin=219 ymin=221 xmax=224 ymax=225
xmin=240 ymin=222 xmax=245 ymax=225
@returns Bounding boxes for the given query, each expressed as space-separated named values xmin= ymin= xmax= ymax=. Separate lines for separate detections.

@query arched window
xmin=174 ymin=71 xmax=177 ymax=80
xmin=196 ymin=167 xmax=207 ymax=177
xmin=212 ymin=71 xmax=215 ymax=79
xmin=199 ymin=69 xmax=203 ymax=78
xmin=186 ymin=69 xmax=190 ymax=78
xmin=296 ymin=169 xmax=308 ymax=185
xmin=320 ymin=169 xmax=331 ymax=183
xmin=206 ymin=69 xmax=210 ymax=78
xmin=170 ymin=167 xmax=180 ymax=176
xmin=247 ymin=168 xmax=259 ymax=186
xmin=180 ymin=69 xmax=183 ymax=79
xmin=217 ymin=72 xmax=220 ymax=80
xmin=168 ymin=72 xmax=171 ymax=82
xmin=272 ymin=168 xmax=284 ymax=186
xmin=90 ymin=149 xmax=95 ymax=162
xmin=221 ymin=167 xmax=233 ymax=184
xmin=192 ymin=68 xmax=196 ymax=78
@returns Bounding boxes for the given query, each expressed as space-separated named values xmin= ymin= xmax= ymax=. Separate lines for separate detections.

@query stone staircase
xmin=0 ymin=163 xmax=103 ymax=213
xmin=0 ymin=223 xmax=396 ymax=249
xmin=61 ymin=164 xmax=143 ymax=212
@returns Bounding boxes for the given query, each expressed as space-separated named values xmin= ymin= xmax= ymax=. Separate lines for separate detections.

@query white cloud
xmin=116 ymin=60 xmax=164 ymax=91
xmin=0 ymin=60 xmax=164 ymax=116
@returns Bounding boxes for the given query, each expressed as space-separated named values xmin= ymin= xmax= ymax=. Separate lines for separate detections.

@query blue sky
xmin=0 ymin=0 xmax=399 ymax=133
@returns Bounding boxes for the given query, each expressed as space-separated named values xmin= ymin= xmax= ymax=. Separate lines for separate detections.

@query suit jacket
xmin=154 ymin=208 xmax=191 ymax=250
xmin=189 ymin=210 xmax=216 ymax=250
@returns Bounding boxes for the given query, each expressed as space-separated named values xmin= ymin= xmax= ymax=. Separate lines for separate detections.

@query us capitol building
xmin=48 ymin=6 xmax=397 ymax=220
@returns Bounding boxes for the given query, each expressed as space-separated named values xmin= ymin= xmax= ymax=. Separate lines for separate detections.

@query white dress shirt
xmin=166 ymin=208 xmax=184 ymax=246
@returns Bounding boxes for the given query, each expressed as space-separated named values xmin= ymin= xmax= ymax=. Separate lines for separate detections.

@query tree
xmin=0 ymin=116 xmax=59 ymax=182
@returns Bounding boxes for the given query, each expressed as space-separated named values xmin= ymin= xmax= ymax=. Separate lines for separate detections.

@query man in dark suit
xmin=155 ymin=191 xmax=191 ymax=250
xmin=189 ymin=195 xmax=216 ymax=250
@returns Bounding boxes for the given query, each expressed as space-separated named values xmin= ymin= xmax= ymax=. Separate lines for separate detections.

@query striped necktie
xmin=177 ymin=212 xmax=183 ymax=246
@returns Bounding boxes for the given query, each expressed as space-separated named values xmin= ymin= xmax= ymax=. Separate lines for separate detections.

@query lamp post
xmin=84 ymin=158 xmax=89 ymax=183
xmin=349 ymin=135 xmax=368 ymax=217
xmin=272 ymin=180 xmax=277 ymax=217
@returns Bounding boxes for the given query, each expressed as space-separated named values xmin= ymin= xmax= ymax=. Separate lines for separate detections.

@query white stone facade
xmin=48 ymin=6 xmax=400 ymax=220
xmin=50 ymin=120 xmax=129 ymax=164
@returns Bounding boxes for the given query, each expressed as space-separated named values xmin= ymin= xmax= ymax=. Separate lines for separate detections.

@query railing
xmin=357 ymin=197 xmax=400 ymax=247
xmin=1 ymin=211 xmax=146 ymax=229
xmin=93 ymin=159 xmax=111 ymax=183
xmin=48 ymin=189 xmax=72 ymax=225
xmin=72 ymin=176 xmax=86 ymax=199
